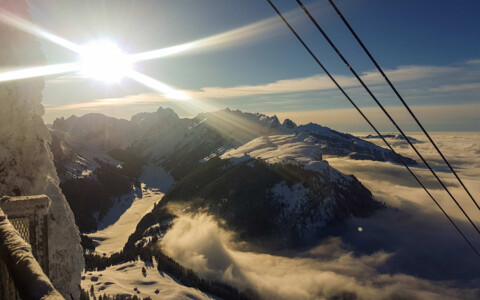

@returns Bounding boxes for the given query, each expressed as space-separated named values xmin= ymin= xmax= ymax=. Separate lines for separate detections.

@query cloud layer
xmin=159 ymin=133 xmax=480 ymax=300
xmin=47 ymin=63 xmax=473 ymax=111
xmin=271 ymin=103 xmax=480 ymax=132
xmin=161 ymin=213 xmax=478 ymax=300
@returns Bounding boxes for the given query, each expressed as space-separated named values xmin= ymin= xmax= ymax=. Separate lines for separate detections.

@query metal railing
xmin=0 ymin=195 xmax=63 ymax=300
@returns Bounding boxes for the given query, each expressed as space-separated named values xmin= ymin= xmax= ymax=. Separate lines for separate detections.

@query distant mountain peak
xmin=282 ymin=118 xmax=297 ymax=129
xmin=156 ymin=106 xmax=178 ymax=116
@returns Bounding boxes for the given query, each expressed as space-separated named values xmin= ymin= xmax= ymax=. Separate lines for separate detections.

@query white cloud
xmin=326 ymin=132 xmax=480 ymax=240
xmin=430 ymin=82 xmax=480 ymax=93
xmin=187 ymin=74 xmax=354 ymax=99
xmin=161 ymin=212 xmax=478 ymax=300
xmin=270 ymin=103 xmax=480 ymax=132
xmin=45 ymin=63 xmax=470 ymax=111
xmin=45 ymin=60 xmax=477 ymax=112
xmin=465 ymin=59 xmax=480 ymax=65
xmin=159 ymin=133 xmax=480 ymax=299
xmin=47 ymin=93 xmax=172 ymax=111
xmin=186 ymin=65 xmax=459 ymax=100
xmin=361 ymin=65 xmax=458 ymax=84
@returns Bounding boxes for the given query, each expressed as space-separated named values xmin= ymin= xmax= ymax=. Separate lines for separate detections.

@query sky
xmin=17 ymin=0 xmax=480 ymax=131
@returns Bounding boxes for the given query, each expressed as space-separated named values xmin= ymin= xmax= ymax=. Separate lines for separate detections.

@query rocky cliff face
xmin=0 ymin=1 xmax=83 ymax=298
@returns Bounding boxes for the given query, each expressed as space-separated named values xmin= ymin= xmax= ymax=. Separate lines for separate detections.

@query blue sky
xmin=25 ymin=0 xmax=480 ymax=131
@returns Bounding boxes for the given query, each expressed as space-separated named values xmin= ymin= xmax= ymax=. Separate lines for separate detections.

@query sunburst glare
xmin=126 ymin=70 xmax=189 ymax=100
xmin=79 ymin=40 xmax=132 ymax=83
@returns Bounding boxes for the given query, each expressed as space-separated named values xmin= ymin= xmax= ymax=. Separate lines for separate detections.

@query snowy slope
xmin=219 ymin=130 xmax=414 ymax=173
xmin=82 ymin=258 xmax=217 ymax=300
xmin=88 ymin=188 xmax=163 ymax=255
xmin=298 ymin=123 xmax=416 ymax=164
xmin=221 ymin=132 xmax=326 ymax=169
xmin=87 ymin=166 xmax=174 ymax=255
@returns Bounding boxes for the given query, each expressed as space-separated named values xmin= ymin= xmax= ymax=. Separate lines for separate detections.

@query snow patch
xmin=221 ymin=134 xmax=325 ymax=167
xmin=87 ymin=188 xmax=164 ymax=255
xmin=82 ymin=258 xmax=217 ymax=300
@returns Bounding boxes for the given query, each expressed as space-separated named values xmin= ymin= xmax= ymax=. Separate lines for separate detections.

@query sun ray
xmin=0 ymin=62 xmax=82 ymax=83
xmin=126 ymin=70 xmax=189 ymax=100
xmin=128 ymin=43 xmax=196 ymax=63
xmin=127 ymin=17 xmax=280 ymax=63
xmin=128 ymin=7 xmax=311 ymax=64
xmin=0 ymin=8 xmax=82 ymax=53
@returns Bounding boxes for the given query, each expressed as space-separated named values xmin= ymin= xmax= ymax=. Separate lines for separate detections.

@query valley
xmin=87 ymin=185 xmax=164 ymax=256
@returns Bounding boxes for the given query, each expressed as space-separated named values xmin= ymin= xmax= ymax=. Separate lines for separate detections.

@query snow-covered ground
xmin=220 ymin=133 xmax=330 ymax=173
xmin=87 ymin=166 xmax=174 ymax=255
xmin=87 ymin=187 xmax=164 ymax=255
xmin=221 ymin=133 xmax=317 ymax=164
xmin=82 ymin=257 xmax=217 ymax=299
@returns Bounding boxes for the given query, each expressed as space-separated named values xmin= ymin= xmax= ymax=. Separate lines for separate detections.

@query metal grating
xmin=9 ymin=218 xmax=30 ymax=243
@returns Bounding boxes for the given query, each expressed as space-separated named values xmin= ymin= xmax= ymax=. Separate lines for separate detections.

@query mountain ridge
xmin=51 ymin=107 xmax=417 ymax=171
xmin=49 ymin=106 xmax=408 ymax=240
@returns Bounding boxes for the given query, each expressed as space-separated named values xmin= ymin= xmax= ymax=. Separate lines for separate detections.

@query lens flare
xmin=126 ymin=70 xmax=189 ymax=100
xmin=129 ymin=42 xmax=195 ymax=63
xmin=0 ymin=8 xmax=82 ymax=53
xmin=0 ymin=7 xmax=294 ymax=101
xmin=79 ymin=40 xmax=132 ymax=83
xmin=0 ymin=62 xmax=82 ymax=83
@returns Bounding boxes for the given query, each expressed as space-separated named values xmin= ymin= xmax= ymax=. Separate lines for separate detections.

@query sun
xmin=79 ymin=40 xmax=132 ymax=83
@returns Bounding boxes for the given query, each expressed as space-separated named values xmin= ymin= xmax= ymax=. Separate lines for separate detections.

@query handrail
xmin=0 ymin=196 xmax=64 ymax=300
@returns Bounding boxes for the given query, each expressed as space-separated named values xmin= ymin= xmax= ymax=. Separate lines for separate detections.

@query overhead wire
xmin=326 ymin=0 xmax=480 ymax=213
xmin=264 ymin=0 xmax=480 ymax=258
xmin=293 ymin=0 xmax=480 ymax=236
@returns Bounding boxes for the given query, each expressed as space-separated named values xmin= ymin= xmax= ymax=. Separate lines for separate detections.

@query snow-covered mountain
xmin=52 ymin=113 xmax=140 ymax=152
xmin=130 ymin=107 xmax=191 ymax=161
xmin=51 ymin=107 xmax=416 ymax=178
xmin=129 ymin=108 xmax=416 ymax=179
xmin=49 ymin=107 xmax=417 ymax=243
